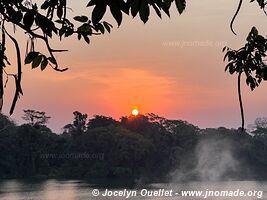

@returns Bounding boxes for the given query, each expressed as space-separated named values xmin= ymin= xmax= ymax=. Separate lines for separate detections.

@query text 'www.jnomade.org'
xmin=91 ymin=188 xmax=264 ymax=199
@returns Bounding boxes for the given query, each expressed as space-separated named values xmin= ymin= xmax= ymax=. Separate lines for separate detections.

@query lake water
xmin=0 ymin=179 xmax=266 ymax=200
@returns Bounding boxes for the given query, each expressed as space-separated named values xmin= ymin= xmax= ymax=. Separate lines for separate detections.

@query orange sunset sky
xmin=3 ymin=0 xmax=267 ymax=132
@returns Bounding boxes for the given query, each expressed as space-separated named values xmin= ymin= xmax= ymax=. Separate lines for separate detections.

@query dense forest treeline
xmin=0 ymin=111 xmax=267 ymax=181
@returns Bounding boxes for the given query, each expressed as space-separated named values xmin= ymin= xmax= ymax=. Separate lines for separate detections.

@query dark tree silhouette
xmin=224 ymin=27 xmax=267 ymax=131
xmin=1 ymin=112 xmax=267 ymax=179
xmin=87 ymin=115 xmax=119 ymax=129
xmin=63 ymin=111 xmax=88 ymax=136
xmin=22 ymin=109 xmax=51 ymax=126
xmin=0 ymin=113 xmax=16 ymax=133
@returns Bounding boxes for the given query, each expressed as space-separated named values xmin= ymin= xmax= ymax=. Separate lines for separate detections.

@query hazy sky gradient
xmin=3 ymin=0 xmax=267 ymax=132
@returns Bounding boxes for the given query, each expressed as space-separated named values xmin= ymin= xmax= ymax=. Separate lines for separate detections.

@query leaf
xmin=78 ymin=24 xmax=92 ymax=34
xmin=118 ymin=0 xmax=130 ymax=15
xmin=23 ymin=11 xmax=35 ymax=28
xmin=55 ymin=19 xmax=64 ymax=24
xmin=252 ymin=26 xmax=258 ymax=35
xmin=92 ymin=3 xmax=107 ymax=24
xmin=57 ymin=6 xmax=64 ymax=19
xmin=48 ymin=57 xmax=57 ymax=65
xmin=161 ymin=3 xmax=170 ymax=17
xmin=164 ymin=0 xmax=172 ymax=9
xmin=96 ymin=23 xmax=105 ymax=34
xmin=78 ymin=33 xmax=82 ymax=40
xmin=225 ymin=62 xmax=233 ymax=72
xmin=87 ymin=0 xmax=97 ymax=7
xmin=223 ymin=52 xmax=229 ymax=61
xmin=229 ymin=65 xmax=236 ymax=74
xmin=222 ymin=46 xmax=228 ymax=52
xmin=32 ymin=55 xmax=42 ymax=69
xmin=139 ymin=0 xmax=150 ymax=23
xmin=41 ymin=1 xmax=49 ymax=10
xmin=110 ymin=5 xmax=123 ymax=26
xmin=152 ymin=4 xmax=161 ymax=18
xmin=175 ymin=0 xmax=186 ymax=14
xmin=74 ymin=16 xmax=89 ymax=23
xmin=59 ymin=28 xmax=65 ymax=38
xmin=41 ymin=57 xmax=48 ymax=71
xmin=25 ymin=52 xmax=39 ymax=64
xmin=103 ymin=21 xmax=112 ymax=33
xmin=65 ymin=30 xmax=74 ymax=37
xmin=83 ymin=35 xmax=90 ymax=44
xmin=131 ymin=0 xmax=141 ymax=17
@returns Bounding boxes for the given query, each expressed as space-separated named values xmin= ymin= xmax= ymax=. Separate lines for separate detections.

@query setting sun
xmin=131 ymin=108 xmax=139 ymax=116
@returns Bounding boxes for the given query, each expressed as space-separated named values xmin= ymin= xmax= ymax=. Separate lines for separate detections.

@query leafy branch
xmin=224 ymin=27 xmax=267 ymax=131
xmin=0 ymin=0 xmax=114 ymax=114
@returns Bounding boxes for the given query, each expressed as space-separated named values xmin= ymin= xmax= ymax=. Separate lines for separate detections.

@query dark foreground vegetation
xmin=0 ymin=111 xmax=267 ymax=181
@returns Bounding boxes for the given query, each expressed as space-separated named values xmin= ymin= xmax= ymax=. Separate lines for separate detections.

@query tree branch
xmin=230 ymin=0 xmax=243 ymax=35
xmin=4 ymin=28 xmax=23 ymax=115
xmin=238 ymin=71 xmax=245 ymax=131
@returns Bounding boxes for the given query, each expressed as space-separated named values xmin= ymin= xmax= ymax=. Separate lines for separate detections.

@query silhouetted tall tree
xmin=22 ymin=109 xmax=51 ymax=126
xmin=63 ymin=111 xmax=87 ymax=136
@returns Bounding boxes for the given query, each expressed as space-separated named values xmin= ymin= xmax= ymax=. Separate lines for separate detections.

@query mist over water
xmin=167 ymin=138 xmax=265 ymax=199
xmin=171 ymin=138 xmax=242 ymax=182
xmin=195 ymin=138 xmax=239 ymax=181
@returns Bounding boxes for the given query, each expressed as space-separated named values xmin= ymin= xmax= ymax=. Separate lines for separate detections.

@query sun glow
xmin=131 ymin=108 xmax=139 ymax=116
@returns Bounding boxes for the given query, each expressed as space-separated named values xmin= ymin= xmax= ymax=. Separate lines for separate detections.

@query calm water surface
xmin=0 ymin=179 xmax=266 ymax=200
